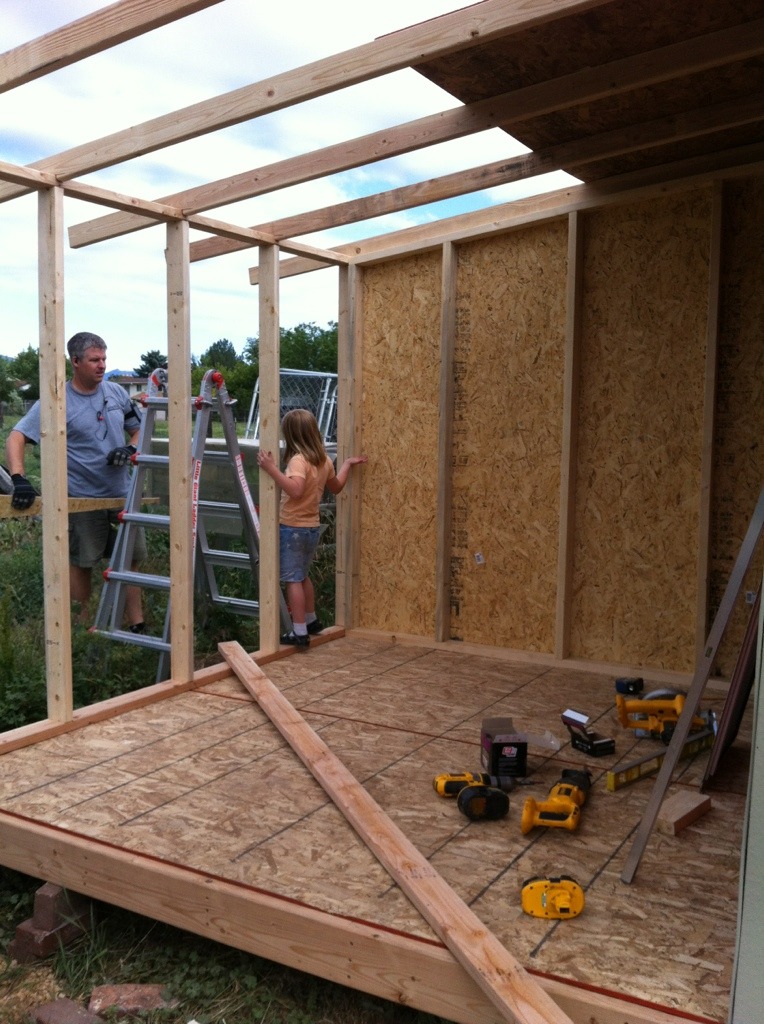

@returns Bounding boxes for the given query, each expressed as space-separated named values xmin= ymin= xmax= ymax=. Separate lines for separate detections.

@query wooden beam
xmin=187 ymin=214 xmax=349 ymax=265
xmin=165 ymin=219 xmax=194 ymax=683
xmin=695 ymin=183 xmax=723 ymax=663
xmin=0 ymin=495 xmax=147 ymax=518
xmin=248 ymin=143 xmax=764 ymax=285
xmin=221 ymin=642 xmax=575 ymax=1024
xmin=257 ymin=245 xmax=281 ymax=654
xmin=335 ymin=264 xmax=362 ymax=629
xmin=0 ymin=0 xmax=224 ymax=92
xmin=435 ymin=242 xmax=457 ymax=643
xmin=193 ymin=83 xmax=764 ymax=262
xmin=68 ymin=18 xmax=764 ymax=248
xmin=0 ymin=807 xmax=684 ymax=1024
xmin=37 ymin=186 xmax=72 ymax=724
xmin=0 ymin=0 xmax=611 ymax=205
xmin=555 ymin=211 xmax=584 ymax=660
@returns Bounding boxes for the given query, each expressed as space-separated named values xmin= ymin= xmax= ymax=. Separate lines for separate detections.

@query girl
xmin=257 ymin=409 xmax=367 ymax=649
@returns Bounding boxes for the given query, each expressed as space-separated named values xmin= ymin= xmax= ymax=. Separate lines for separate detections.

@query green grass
xmin=0 ymin=416 xmax=445 ymax=1024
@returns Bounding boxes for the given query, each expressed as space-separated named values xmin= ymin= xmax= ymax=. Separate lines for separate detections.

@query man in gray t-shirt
xmin=5 ymin=332 xmax=147 ymax=629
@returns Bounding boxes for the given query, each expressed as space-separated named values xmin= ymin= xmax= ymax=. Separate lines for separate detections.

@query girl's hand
xmin=257 ymin=450 xmax=276 ymax=474
xmin=348 ymin=455 xmax=368 ymax=466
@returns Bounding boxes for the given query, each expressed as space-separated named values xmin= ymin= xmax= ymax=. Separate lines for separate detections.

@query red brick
xmin=8 ymin=917 xmax=87 ymax=964
xmin=29 ymin=997 xmax=101 ymax=1024
xmin=32 ymin=884 xmax=89 ymax=933
xmin=88 ymin=984 xmax=177 ymax=1016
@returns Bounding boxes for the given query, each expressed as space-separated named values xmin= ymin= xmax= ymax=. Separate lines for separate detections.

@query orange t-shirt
xmin=280 ymin=453 xmax=335 ymax=527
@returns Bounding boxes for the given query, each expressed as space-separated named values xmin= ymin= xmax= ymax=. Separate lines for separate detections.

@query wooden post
xmin=38 ymin=185 xmax=73 ymax=723
xmin=695 ymin=182 xmax=722 ymax=663
xmin=221 ymin=641 xmax=575 ymax=1024
xmin=555 ymin=210 xmax=584 ymax=661
xmin=435 ymin=241 xmax=457 ymax=642
xmin=258 ymin=244 xmax=281 ymax=651
xmin=335 ymin=263 xmax=361 ymax=628
xmin=166 ymin=218 xmax=194 ymax=682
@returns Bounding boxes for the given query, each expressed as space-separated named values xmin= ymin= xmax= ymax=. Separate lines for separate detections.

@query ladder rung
xmin=134 ymin=453 xmax=169 ymax=467
xmin=103 ymin=568 xmax=171 ymax=590
xmin=212 ymin=595 xmax=260 ymax=615
xmin=90 ymin=627 xmax=170 ymax=652
xmin=198 ymin=548 xmax=254 ymax=568
xmin=119 ymin=511 xmax=171 ymax=529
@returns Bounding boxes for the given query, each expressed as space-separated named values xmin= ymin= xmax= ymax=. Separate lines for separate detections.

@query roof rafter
xmin=0 ymin=0 xmax=225 ymax=93
xmin=248 ymin=142 xmax=764 ymax=283
xmin=68 ymin=17 xmax=764 ymax=250
xmin=0 ymin=0 xmax=610 ymax=205
xmin=190 ymin=90 xmax=764 ymax=261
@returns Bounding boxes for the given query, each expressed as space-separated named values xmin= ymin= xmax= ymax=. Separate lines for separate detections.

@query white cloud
xmin=0 ymin=0 xmax=580 ymax=367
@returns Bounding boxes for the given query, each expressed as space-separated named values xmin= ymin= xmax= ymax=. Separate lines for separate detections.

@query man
xmin=5 ymin=332 xmax=146 ymax=629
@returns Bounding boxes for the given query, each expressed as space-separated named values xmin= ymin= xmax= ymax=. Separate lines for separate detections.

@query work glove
xmin=106 ymin=444 xmax=137 ymax=467
xmin=10 ymin=474 xmax=37 ymax=510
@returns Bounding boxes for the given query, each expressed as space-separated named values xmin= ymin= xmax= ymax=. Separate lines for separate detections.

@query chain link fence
xmin=244 ymin=369 xmax=338 ymax=443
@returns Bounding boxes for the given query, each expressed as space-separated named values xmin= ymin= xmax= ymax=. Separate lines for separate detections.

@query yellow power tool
xmin=520 ymin=769 xmax=591 ymax=834
xmin=433 ymin=771 xmax=514 ymax=797
xmin=615 ymin=691 xmax=708 ymax=743
xmin=521 ymin=876 xmax=585 ymax=919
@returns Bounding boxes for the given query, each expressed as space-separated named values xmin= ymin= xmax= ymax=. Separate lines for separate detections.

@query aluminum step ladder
xmin=92 ymin=367 xmax=291 ymax=681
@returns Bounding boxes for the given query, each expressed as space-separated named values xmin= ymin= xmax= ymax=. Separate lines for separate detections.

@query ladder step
xmin=90 ymin=627 xmax=170 ymax=652
xmin=134 ymin=453 xmax=169 ymax=468
xmin=103 ymin=568 xmax=171 ymax=590
xmin=198 ymin=548 xmax=254 ymax=568
xmin=212 ymin=595 xmax=260 ymax=615
xmin=119 ymin=511 xmax=171 ymax=529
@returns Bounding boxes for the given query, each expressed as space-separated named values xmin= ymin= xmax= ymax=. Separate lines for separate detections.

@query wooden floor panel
xmin=0 ymin=634 xmax=746 ymax=1023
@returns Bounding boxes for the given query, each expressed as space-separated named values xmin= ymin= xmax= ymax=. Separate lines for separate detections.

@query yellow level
xmin=607 ymin=730 xmax=714 ymax=791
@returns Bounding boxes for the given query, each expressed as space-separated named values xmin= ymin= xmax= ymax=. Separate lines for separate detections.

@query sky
xmin=0 ymin=0 xmax=579 ymax=372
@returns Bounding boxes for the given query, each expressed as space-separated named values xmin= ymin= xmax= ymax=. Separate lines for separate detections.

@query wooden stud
xmin=257 ymin=244 xmax=281 ymax=652
xmin=435 ymin=241 xmax=456 ymax=642
xmin=555 ymin=211 xmax=583 ymax=660
xmin=695 ymin=183 xmax=723 ymax=663
xmin=335 ymin=263 xmax=361 ymax=629
xmin=37 ymin=185 xmax=72 ymax=724
xmin=165 ymin=218 xmax=194 ymax=683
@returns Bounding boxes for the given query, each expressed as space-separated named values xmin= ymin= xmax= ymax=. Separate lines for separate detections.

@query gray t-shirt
xmin=15 ymin=381 xmax=142 ymax=498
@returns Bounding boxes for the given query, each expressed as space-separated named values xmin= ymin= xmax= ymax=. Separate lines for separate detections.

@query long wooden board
xmin=220 ymin=640 xmax=574 ymax=1024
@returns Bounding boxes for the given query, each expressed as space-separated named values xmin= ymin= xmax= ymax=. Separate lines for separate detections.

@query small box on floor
xmin=481 ymin=717 xmax=528 ymax=777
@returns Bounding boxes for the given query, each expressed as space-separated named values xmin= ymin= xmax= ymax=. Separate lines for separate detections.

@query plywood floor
xmin=0 ymin=634 xmax=748 ymax=1023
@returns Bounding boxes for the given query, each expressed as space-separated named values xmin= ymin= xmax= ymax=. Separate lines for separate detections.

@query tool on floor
xmin=480 ymin=717 xmax=560 ymax=778
xmin=521 ymin=876 xmax=585 ymax=919
xmin=457 ymin=784 xmax=510 ymax=821
xmin=615 ymin=689 xmax=709 ymax=743
xmin=521 ymin=769 xmax=592 ymax=834
xmin=606 ymin=726 xmax=715 ymax=791
xmin=615 ymin=676 xmax=644 ymax=695
xmin=433 ymin=771 xmax=514 ymax=796
xmin=92 ymin=367 xmax=292 ymax=681
xmin=561 ymin=708 xmax=615 ymax=757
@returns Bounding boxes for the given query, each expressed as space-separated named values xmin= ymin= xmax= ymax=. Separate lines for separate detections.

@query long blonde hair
xmin=282 ymin=408 xmax=326 ymax=468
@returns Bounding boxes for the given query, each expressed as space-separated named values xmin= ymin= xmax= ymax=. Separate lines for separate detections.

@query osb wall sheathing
xmin=570 ymin=188 xmax=713 ymax=670
xmin=450 ymin=220 xmax=568 ymax=648
xmin=358 ymin=251 xmax=442 ymax=634
xmin=711 ymin=177 xmax=764 ymax=676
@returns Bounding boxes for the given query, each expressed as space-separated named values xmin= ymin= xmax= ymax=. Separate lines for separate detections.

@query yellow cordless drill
xmin=520 ymin=769 xmax=592 ymax=834
xmin=433 ymin=771 xmax=515 ymax=797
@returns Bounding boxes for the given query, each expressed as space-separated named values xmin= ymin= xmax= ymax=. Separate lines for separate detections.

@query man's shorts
xmin=279 ymin=524 xmax=321 ymax=583
xmin=69 ymin=509 xmax=147 ymax=569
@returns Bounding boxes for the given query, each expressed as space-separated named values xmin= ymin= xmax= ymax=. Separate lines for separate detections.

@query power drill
xmin=520 ymin=768 xmax=592 ymax=834
xmin=433 ymin=771 xmax=514 ymax=797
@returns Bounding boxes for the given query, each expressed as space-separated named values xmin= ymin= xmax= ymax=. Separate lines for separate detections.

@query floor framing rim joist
xmin=0 ymin=807 xmax=694 ymax=1024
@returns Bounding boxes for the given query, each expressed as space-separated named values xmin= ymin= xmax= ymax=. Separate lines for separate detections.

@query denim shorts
xmin=279 ymin=525 xmax=321 ymax=583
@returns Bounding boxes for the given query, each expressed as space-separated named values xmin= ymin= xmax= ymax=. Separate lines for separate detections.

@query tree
xmin=198 ymin=338 xmax=239 ymax=371
xmin=0 ymin=358 xmax=14 ymax=406
xmin=279 ymin=322 xmax=337 ymax=373
xmin=9 ymin=346 xmax=40 ymax=402
xmin=134 ymin=350 xmax=167 ymax=376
